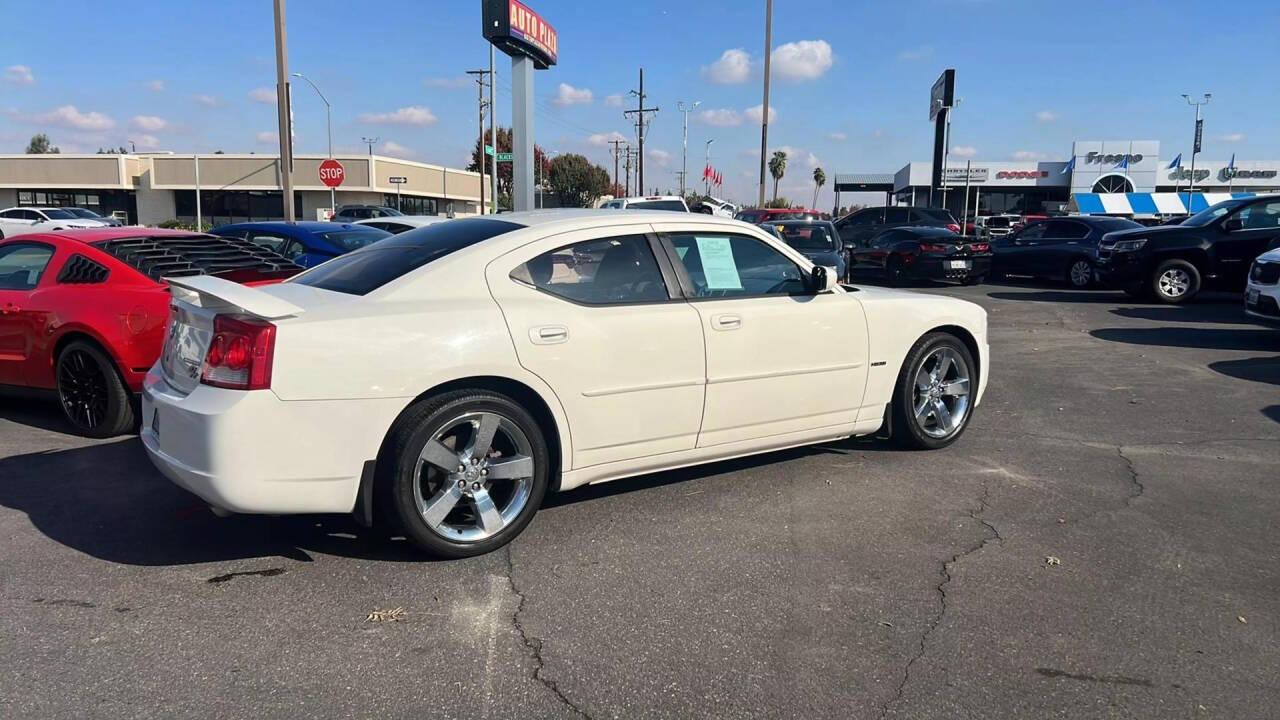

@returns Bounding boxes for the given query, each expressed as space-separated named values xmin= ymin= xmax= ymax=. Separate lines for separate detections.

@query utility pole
xmin=608 ymin=139 xmax=626 ymax=195
xmin=1182 ymin=92 xmax=1211 ymax=213
xmin=705 ymin=139 xmax=715 ymax=196
xmin=623 ymin=149 xmax=635 ymax=196
xmin=466 ymin=69 xmax=490 ymax=215
xmin=272 ymin=0 xmax=295 ymax=222
xmin=677 ymin=100 xmax=700 ymax=197
xmin=362 ymin=136 xmax=377 ymax=156
xmin=624 ymin=68 xmax=659 ymax=196
xmin=757 ymin=0 xmax=773 ymax=206
xmin=489 ymin=47 xmax=498 ymax=213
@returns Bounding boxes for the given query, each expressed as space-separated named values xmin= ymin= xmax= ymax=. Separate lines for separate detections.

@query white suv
xmin=600 ymin=196 xmax=689 ymax=212
xmin=1245 ymin=247 xmax=1280 ymax=324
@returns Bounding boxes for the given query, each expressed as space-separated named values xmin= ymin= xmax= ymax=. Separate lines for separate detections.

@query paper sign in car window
xmin=695 ymin=236 xmax=742 ymax=289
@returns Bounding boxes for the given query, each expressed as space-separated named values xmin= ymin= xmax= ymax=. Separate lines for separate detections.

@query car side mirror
xmin=808 ymin=265 xmax=837 ymax=293
xmin=1223 ymin=218 xmax=1244 ymax=232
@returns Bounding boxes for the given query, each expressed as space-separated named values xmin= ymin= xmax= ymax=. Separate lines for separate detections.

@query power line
xmin=623 ymin=68 xmax=659 ymax=194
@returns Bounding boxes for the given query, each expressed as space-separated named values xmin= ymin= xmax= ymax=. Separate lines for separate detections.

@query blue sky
xmin=3 ymin=0 xmax=1277 ymax=207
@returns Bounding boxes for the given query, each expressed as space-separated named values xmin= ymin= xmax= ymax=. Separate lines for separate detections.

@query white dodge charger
xmin=142 ymin=210 xmax=989 ymax=557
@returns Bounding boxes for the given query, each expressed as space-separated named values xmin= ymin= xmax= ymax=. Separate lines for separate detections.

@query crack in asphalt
xmin=1115 ymin=446 xmax=1145 ymax=506
xmin=878 ymin=479 xmax=1002 ymax=720
xmin=505 ymin=546 xmax=592 ymax=719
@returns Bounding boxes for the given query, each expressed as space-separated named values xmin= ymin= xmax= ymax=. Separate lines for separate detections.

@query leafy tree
xmin=547 ymin=153 xmax=610 ymax=208
xmin=466 ymin=126 xmax=548 ymax=198
xmin=765 ymin=197 xmax=791 ymax=209
xmin=768 ymin=150 xmax=787 ymax=201
xmin=812 ymin=167 xmax=826 ymax=210
xmin=26 ymin=134 xmax=60 ymax=154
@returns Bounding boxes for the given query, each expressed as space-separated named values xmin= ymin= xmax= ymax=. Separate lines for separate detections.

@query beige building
xmin=0 ymin=152 xmax=484 ymax=226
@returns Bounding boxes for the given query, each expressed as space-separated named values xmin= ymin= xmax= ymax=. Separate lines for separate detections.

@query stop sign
xmin=318 ymin=159 xmax=345 ymax=188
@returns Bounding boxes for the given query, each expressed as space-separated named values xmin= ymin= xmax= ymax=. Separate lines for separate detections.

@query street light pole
xmin=272 ymin=0 xmax=295 ymax=222
xmin=1182 ymin=92 xmax=1211 ymax=214
xmin=677 ymin=100 xmax=700 ymax=198
xmin=293 ymin=72 xmax=334 ymax=215
xmin=362 ymin=136 xmax=378 ymax=157
xmin=757 ymin=0 xmax=772 ymax=206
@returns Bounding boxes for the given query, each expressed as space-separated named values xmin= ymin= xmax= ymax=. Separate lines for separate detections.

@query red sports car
xmin=0 ymin=227 xmax=299 ymax=436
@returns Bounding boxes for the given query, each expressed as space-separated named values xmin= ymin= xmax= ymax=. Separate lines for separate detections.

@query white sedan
xmin=352 ymin=214 xmax=450 ymax=234
xmin=0 ymin=206 xmax=112 ymax=238
xmin=142 ymin=210 xmax=989 ymax=557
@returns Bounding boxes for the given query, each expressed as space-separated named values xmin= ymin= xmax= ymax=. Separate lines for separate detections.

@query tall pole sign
xmin=928 ymin=69 xmax=955 ymax=208
xmin=483 ymin=0 xmax=557 ymax=212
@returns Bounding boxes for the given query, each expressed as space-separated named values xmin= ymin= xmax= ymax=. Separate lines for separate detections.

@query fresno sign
xmin=1086 ymin=152 xmax=1144 ymax=165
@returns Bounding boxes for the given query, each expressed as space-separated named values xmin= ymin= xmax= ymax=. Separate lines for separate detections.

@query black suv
xmin=834 ymin=206 xmax=960 ymax=247
xmin=1094 ymin=196 xmax=1280 ymax=303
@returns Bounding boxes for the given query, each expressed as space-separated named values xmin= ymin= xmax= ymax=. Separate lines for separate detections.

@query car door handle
xmin=530 ymin=325 xmax=568 ymax=344
xmin=710 ymin=314 xmax=741 ymax=331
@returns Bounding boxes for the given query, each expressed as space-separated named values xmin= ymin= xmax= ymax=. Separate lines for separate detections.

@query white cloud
xmin=248 ymin=87 xmax=277 ymax=104
xmin=132 ymin=134 xmax=161 ymax=150
xmin=1012 ymin=150 xmax=1047 ymax=161
xmin=898 ymin=46 xmax=933 ymax=61
xmin=357 ymin=106 xmax=438 ymax=126
xmin=698 ymin=108 xmax=742 ymax=127
xmin=1035 ymin=110 xmax=1058 ymax=123
xmin=380 ymin=140 xmax=416 ymax=158
xmin=27 ymin=105 xmax=115 ymax=130
xmin=647 ymin=149 xmax=672 ymax=167
xmin=146 ymin=79 xmax=165 ymax=92
xmin=770 ymin=40 xmax=833 ymax=81
xmin=805 ymin=152 xmax=821 ymax=169
xmin=775 ymin=145 xmax=801 ymax=160
xmin=604 ymin=94 xmax=623 ymax=108
xmin=1219 ymin=132 xmax=1245 ymax=142
xmin=745 ymin=104 xmax=778 ymax=124
xmin=951 ymin=146 xmax=978 ymax=158
xmin=423 ymin=76 xmax=470 ymax=89
xmin=4 ymin=65 xmax=35 ymax=85
xmin=192 ymin=94 xmax=219 ymax=107
xmin=828 ymin=131 xmax=847 ymax=141
xmin=588 ymin=130 xmax=628 ymax=147
xmin=552 ymin=83 xmax=593 ymax=106
xmin=704 ymin=48 xmax=751 ymax=85
xmin=131 ymin=115 xmax=167 ymax=131
xmin=255 ymin=131 xmax=278 ymax=144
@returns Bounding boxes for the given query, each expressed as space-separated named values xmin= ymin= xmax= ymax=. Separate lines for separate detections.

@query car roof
xmin=762 ymin=218 xmax=836 ymax=227
xmin=354 ymin=215 xmax=445 ymax=225
xmin=215 ymin=221 xmax=369 ymax=233
xmin=620 ymin=196 xmax=684 ymax=202
xmin=888 ymin=226 xmax=957 ymax=236
xmin=4 ymin=227 xmax=205 ymax=244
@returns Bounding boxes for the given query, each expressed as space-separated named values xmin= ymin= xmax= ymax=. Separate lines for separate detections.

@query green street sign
xmin=484 ymin=145 xmax=495 ymax=156
xmin=496 ymin=152 xmax=513 ymax=162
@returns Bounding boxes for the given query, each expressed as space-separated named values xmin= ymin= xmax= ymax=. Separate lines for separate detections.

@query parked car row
xmin=0 ymin=206 xmax=124 ymax=237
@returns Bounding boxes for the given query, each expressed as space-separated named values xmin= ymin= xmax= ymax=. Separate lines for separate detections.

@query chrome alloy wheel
xmin=912 ymin=347 xmax=971 ymax=439
xmin=1158 ymin=267 xmax=1192 ymax=298
xmin=1069 ymin=259 xmax=1093 ymax=288
xmin=412 ymin=411 xmax=535 ymax=543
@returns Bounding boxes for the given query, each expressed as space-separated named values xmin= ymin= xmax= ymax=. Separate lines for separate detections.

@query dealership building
xmin=0 ymin=153 xmax=483 ymax=226
xmin=837 ymin=140 xmax=1279 ymax=218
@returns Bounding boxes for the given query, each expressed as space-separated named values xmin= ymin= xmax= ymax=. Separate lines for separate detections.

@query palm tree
xmin=768 ymin=150 xmax=787 ymax=201
xmin=812 ymin=167 xmax=826 ymax=209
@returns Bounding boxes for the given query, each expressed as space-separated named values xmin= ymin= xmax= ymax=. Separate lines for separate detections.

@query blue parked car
xmin=761 ymin=219 xmax=847 ymax=280
xmin=210 ymin=221 xmax=392 ymax=268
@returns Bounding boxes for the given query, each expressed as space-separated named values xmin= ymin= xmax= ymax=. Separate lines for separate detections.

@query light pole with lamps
xmin=677 ymin=100 xmax=700 ymax=197
xmin=292 ymin=72 xmax=334 ymax=215
xmin=1181 ymin=92 xmax=1210 ymax=213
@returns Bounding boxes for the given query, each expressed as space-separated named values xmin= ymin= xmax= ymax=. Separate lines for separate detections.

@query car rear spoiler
xmin=165 ymin=275 xmax=305 ymax=320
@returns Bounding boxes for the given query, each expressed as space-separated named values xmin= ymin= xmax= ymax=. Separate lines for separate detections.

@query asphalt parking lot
xmin=2 ymin=280 xmax=1277 ymax=719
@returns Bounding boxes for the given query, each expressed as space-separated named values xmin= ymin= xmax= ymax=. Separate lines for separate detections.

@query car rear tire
xmin=380 ymin=390 xmax=549 ymax=558
xmin=886 ymin=256 xmax=907 ymax=287
xmin=55 ymin=340 xmax=135 ymax=438
xmin=1150 ymin=259 xmax=1200 ymax=304
xmin=1066 ymin=258 xmax=1094 ymax=288
xmin=891 ymin=332 xmax=976 ymax=450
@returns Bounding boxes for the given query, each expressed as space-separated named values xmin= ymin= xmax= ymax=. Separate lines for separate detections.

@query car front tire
xmin=380 ymin=390 xmax=549 ymax=558
xmin=1150 ymin=259 xmax=1200 ymax=304
xmin=891 ymin=332 xmax=977 ymax=450
xmin=55 ymin=340 xmax=135 ymax=438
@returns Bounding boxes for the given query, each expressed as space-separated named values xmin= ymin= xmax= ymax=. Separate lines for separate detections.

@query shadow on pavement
xmin=988 ymin=289 xmax=1130 ymax=304
xmin=1090 ymin=327 xmax=1280 ymax=352
xmin=0 ymin=438 xmax=431 ymax=567
xmin=1263 ymin=406 xmax=1280 ymax=425
xmin=0 ymin=395 xmax=74 ymax=434
xmin=1209 ymin=356 xmax=1280 ymax=386
xmin=1111 ymin=305 xmax=1257 ymax=325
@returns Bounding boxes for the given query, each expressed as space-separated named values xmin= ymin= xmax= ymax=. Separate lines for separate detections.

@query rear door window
xmin=510 ymin=235 xmax=669 ymax=305
xmin=1045 ymin=220 xmax=1090 ymax=240
xmin=884 ymin=208 xmax=911 ymax=224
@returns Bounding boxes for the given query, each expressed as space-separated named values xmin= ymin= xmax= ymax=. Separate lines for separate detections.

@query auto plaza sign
xmin=483 ymin=0 xmax=558 ymax=68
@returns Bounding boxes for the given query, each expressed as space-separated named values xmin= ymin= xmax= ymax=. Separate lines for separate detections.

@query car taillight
xmin=919 ymin=243 xmax=949 ymax=253
xmin=945 ymin=223 xmax=961 ymax=233
xmin=201 ymin=314 xmax=276 ymax=390
xmin=970 ymin=243 xmax=990 ymax=252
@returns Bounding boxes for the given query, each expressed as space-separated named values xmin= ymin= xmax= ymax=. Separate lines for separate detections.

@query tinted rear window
xmin=627 ymin=200 xmax=686 ymax=212
xmin=292 ymin=218 xmax=524 ymax=295
xmin=316 ymin=226 xmax=392 ymax=251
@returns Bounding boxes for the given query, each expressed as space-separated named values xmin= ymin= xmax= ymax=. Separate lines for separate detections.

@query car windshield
xmin=1182 ymin=200 xmax=1244 ymax=227
xmin=985 ymin=216 xmax=1011 ymax=228
xmin=316 ymin=227 xmax=393 ymax=251
xmin=771 ymin=224 xmax=837 ymax=251
xmin=42 ymin=208 xmax=77 ymax=219
xmin=627 ymin=200 xmax=685 ymax=211
xmin=65 ymin=208 xmax=100 ymax=218
xmin=292 ymin=218 xmax=524 ymax=295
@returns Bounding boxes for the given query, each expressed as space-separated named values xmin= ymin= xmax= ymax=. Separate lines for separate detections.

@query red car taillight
xmin=201 ymin=314 xmax=276 ymax=390
xmin=969 ymin=243 xmax=990 ymax=252
xmin=945 ymin=223 xmax=961 ymax=233
xmin=919 ymin=243 xmax=950 ymax=253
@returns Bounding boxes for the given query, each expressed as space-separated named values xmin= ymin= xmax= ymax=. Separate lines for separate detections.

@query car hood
xmin=800 ymin=249 xmax=843 ymax=265
xmin=1104 ymin=224 xmax=1198 ymax=242
xmin=1256 ymin=247 xmax=1280 ymax=264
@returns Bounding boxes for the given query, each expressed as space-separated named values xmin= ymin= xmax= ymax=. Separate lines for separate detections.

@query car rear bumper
xmin=140 ymin=367 xmax=403 ymax=514
xmin=911 ymin=256 xmax=991 ymax=281
xmin=1244 ymin=281 xmax=1280 ymax=324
